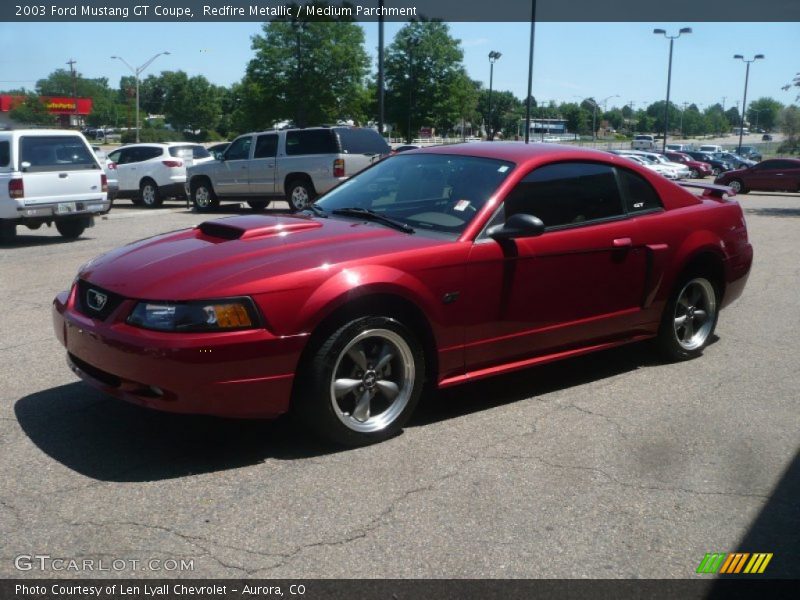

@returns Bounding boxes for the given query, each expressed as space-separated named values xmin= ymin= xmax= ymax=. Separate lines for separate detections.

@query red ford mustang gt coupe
xmin=53 ymin=143 xmax=752 ymax=446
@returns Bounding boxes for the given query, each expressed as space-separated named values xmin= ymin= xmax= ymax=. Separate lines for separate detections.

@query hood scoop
xmin=197 ymin=215 xmax=323 ymax=240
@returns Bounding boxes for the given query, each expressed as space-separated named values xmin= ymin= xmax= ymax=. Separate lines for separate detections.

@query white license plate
xmin=56 ymin=203 xmax=77 ymax=214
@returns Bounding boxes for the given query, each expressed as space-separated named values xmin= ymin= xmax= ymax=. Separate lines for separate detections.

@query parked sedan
xmin=684 ymin=151 xmax=733 ymax=176
xmin=617 ymin=153 xmax=679 ymax=179
xmin=664 ymin=151 xmax=713 ymax=178
xmin=53 ymin=143 xmax=752 ymax=446
xmin=715 ymin=158 xmax=800 ymax=194
xmin=734 ymin=146 xmax=762 ymax=162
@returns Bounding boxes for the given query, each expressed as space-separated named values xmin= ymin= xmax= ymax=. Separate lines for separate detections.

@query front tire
xmin=191 ymin=179 xmax=219 ymax=212
xmin=55 ymin=219 xmax=87 ymax=240
xmin=728 ymin=179 xmax=748 ymax=194
xmin=139 ymin=179 xmax=163 ymax=208
xmin=286 ymin=179 xmax=315 ymax=212
xmin=711 ymin=167 xmax=721 ymax=176
xmin=689 ymin=168 xmax=699 ymax=179
xmin=247 ymin=200 xmax=271 ymax=211
xmin=294 ymin=316 xmax=426 ymax=447
xmin=656 ymin=276 xmax=719 ymax=361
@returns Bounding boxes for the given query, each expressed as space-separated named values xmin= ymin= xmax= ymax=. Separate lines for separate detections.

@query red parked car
xmin=714 ymin=158 xmax=800 ymax=194
xmin=664 ymin=151 xmax=713 ymax=179
xmin=53 ymin=143 xmax=753 ymax=446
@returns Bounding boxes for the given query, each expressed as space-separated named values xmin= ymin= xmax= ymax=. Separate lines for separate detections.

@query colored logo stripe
xmin=697 ymin=552 xmax=773 ymax=574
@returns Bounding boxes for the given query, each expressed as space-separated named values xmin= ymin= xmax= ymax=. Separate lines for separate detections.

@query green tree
xmin=704 ymin=104 xmax=728 ymax=135
xmin=8 ymin=93 xmax=56 ymax=126
xmin=725 ymin=107 xmax=741 ymax=130
xmin=245 ymin=6 xmax=370 ymax=128
xmin=477 ymin=89 xmax=521 ymax=139
xmin=778 ymin=105 xmax=799 ymax=154
xmin=161 ymin=71 xmax=222 ymax=136
xmin=385 ymin=20 xmax=467 ymax=141
xmin=36 ymin=68 xmax=120 ymax=127
xmin=746 ymin=97 xmax=783 ymax=131
xmin=646 ymin=101 xmax=681 ymax=134
xmin=558 ymin=102 xmax=591 ymax=136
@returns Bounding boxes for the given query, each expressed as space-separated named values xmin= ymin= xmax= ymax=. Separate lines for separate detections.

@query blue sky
xmin=0 ymin=21 xmax=797 ymax=111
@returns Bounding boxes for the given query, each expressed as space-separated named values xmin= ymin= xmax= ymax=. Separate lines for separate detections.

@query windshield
xmin=315 ymin=153 xmax=515 ymax=236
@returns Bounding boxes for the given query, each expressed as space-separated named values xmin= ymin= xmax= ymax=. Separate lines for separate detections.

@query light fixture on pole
xmin=733 ymin=54 xmax=765 ymax=151
xmin=653 ymin=27 xmax=691 ymax=152
xmin=111 ymin=51 xmax=170 ymax=143
xmin=487 ymin=50 xmax=502 ymax=141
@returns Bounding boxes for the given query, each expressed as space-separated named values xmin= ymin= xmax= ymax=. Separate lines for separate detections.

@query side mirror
xmin=487 ymin=213 xmax=545 ymax=241
xmin=216 ymin=153 xmax=225 ymax=161
xmin=20 ymin=161 xmax=31 ymax=172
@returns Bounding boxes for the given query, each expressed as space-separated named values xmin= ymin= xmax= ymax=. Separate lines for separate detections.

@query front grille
xmin=75 ymin=279 xmax=125 ymax=321
xmin=68 ymin=353 xmax=121 ymax=387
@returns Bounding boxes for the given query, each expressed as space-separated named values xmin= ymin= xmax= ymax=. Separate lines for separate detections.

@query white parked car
xmin=637 ymin=151 xmax=691 ymax=178
xmin=107 ymin=142 xmax=213 ymax=207
xmin=0 ymin=129 xmax=109 ymax=242
xmin=619 ymin=154 xmax=679 ymax=180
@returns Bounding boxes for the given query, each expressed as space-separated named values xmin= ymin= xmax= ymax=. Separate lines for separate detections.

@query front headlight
xmin=127 ymin=297 xmax=260 ymax=332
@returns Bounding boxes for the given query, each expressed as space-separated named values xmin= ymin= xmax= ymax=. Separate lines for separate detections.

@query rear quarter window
xmin=19 ymin=136 xmax=97 ymax=172
xmin=0 ymin=141 xmax=9 ymax=168
xmin=285 ymin=130 xmax=338 ymax=156
xmin=169 ymin=145 xmax=211 ymax=159
xmin=616 ymin=168 xmax=663 ymax=213
xmin=336 ymin=128 xmax=390 ymax=155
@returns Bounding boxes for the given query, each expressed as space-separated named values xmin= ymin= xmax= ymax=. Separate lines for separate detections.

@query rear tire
xmin=286 ymin=178 xmax=316 ymax=212
xmin=247 ymin=200 xmax=271 ymax=211
xmin=0 ymin=220 xmax=17 ymax=244
xmin=191 ymin=179 xmax=219 ymax=212
xmin=689 ymin=168 xmax=699 ymax=179
xmin=139 ymin=179 xmax=163 ymax=208
xmin=55 ymin=219 xmax=87 ymax=240
xmin=293 ymin=316 xmax=426 ymax=447
xmin=656 ymin=275 xmax=719 ymax=361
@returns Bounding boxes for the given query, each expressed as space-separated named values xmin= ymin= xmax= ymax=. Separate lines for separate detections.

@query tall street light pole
xmin=377 ymin=0 xmax=384 ymax=138
xmin=487 ymin=51 xmax=502 ymax=140
xmin=653 ymin=27 xmax=691 ymax=152
xmin=733 ymin=54 xmax=765 ymax=151
xmin=111 ymin=51 xmax=170 ymax=143
xmin=524 ymin=0 xmax=537 ymax=144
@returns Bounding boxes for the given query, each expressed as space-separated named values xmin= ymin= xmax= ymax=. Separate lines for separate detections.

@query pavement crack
xmin=556 ymin=402 xmax=630 ymax=439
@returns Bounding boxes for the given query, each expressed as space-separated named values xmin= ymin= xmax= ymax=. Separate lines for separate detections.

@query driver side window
xmin=503 ymin=162 xmax=624 ymax=229
xmin=225 ymin=136 xmax=252 ymax=161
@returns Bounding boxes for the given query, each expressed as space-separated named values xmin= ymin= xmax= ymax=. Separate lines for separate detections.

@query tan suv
xmin=187 ymin=127 xmax=391 ymax=212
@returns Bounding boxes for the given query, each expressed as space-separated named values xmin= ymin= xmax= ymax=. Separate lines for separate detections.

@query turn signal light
xmin=333 ymin=158 xmax=345 ymax=178
xmin=162 ymin=160 xmax=183 ymax=168
xmin=8 ymin=178 xmax=23 ymax=199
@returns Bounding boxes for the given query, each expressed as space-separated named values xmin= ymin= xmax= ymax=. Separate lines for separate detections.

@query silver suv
xmin=186 ymin=127 xmax=390 ymax=212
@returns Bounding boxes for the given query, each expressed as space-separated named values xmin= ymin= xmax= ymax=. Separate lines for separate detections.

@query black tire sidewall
xmin=247 ymin=200 xmax=270 ymax=211
xmin=294 ymin=316 xmax=426 ymax=447
xmin=55 ymin=220 xmax=86 ymax=239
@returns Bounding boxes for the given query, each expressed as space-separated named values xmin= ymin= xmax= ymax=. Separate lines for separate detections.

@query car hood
xmin=78 ymin=214 xmax=452 ymax=300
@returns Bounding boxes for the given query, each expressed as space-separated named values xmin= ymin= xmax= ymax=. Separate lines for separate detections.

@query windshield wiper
xmin=304 ymin=203 xmax=328 ymax=218
xmin=331 ymin=207 xmax=415 ymax=234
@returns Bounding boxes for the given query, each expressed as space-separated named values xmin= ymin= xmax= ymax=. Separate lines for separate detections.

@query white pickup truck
xmin=631 ymin=134 xmax=657 ymax=150
xmin=0 ymin=129 xmax=109 ymax=243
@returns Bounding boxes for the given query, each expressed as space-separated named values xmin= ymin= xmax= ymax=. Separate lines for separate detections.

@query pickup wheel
xmin=0 ymin=220 xmax=17 ymax=244
xmin=286 ymin=179 xmax=316 ymax=212
xmin=55 ymin=219 xmax=87 ymax=240
xmin=247 ymin=200 xmax=271 ymax=211
xmin=191 ymin=179 xmax=219 ymax=212
xmin=139 ymin=179 xmax=163 ymax=208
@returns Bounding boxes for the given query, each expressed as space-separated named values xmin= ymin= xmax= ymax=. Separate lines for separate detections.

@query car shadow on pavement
xmin=411 ymin=341 xmax=663 ymax=427
xmin=744 ymin=207 xmax=800 ymax=218
xmin=0 ymin=234 xmax=91 ymax=248
xmin=14 ymin=383 xmax=335 ymax=482
xmin=707 ymin=449 xmax=800 ymax=590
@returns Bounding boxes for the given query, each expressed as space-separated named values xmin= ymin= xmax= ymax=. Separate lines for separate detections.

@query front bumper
xmin=52 ymin=286 xmax=306 ymax=418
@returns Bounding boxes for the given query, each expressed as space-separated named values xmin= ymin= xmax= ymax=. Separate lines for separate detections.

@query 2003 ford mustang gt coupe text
xmin=53 ymin=143 xmax=752 ymax=446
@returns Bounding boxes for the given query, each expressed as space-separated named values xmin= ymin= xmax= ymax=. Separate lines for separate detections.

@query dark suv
xmin=187 ymin=127 xmax=391 ymax=212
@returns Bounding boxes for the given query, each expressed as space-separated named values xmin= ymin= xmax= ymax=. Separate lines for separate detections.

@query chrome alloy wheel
xmin=194 ymin=185 xmax=212 ymax=207
xmin=728 ymin=180 xmax=742 ymax=193
xmin=291 ymin=185 xmax=310 ymax=210
xmin=141 ymin=183 xmax=157 ymax=205
xmin=329 ymin=328 xmax=415 ymax=433
xmin=673 ymin=278 xmax=717 ymax=351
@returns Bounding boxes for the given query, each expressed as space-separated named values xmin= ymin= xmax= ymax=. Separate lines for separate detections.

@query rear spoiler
xmin=678 ymin=181 xmax=736 ymax=201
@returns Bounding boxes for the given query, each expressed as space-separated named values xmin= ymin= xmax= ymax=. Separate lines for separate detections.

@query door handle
xmin=613 ymin=237 xmax=632 ymax=248
xmin=59 ymin=173 xmax=68 ymax=178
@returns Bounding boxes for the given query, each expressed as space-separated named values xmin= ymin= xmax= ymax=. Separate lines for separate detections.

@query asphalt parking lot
xmin=0 ymin=191 xmax=798 ymax=579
